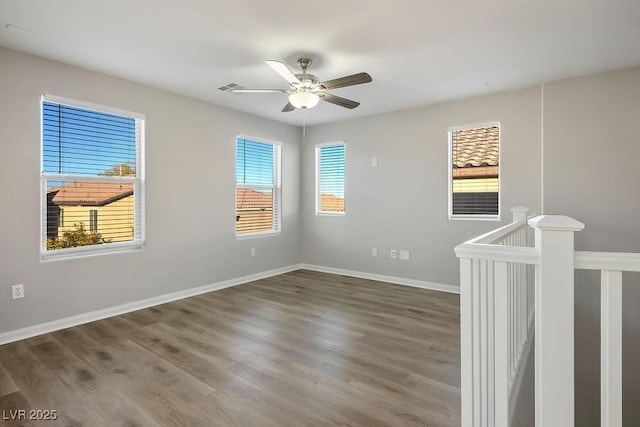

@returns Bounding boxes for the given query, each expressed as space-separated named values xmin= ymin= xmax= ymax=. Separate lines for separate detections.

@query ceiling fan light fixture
xmin=288 ymin=89 xmax=320 ymax=109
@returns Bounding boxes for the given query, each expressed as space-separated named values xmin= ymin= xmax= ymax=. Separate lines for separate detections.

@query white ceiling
xmin=1 ymin=0 xmax=639 ymax=127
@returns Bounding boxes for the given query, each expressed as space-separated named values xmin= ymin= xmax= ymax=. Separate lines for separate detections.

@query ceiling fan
xmin=228 ymin=58 xmax=372 ymax=112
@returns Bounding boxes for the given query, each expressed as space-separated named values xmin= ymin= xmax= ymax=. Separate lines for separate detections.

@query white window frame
xmin=235 ymin=135 xmax=282 ymax=240
xmin=315 ymin=141 xmax=346 ymax=216
xmin=40 ymin=94 xmax=146 ymax=261
xmin=448 ymin=121 xmax=501 ymax=221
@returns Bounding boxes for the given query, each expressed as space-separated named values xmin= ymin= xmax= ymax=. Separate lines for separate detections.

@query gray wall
xmin=0 ymin=47 xmax=302 ymax=334
xmin=301 ymin=88 xmax=542 ymax=287
xmin=544 ymin=67 xmax=640 ymax=426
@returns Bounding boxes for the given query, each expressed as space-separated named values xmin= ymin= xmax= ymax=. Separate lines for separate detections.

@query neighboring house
xmin=320 ymin=193 xmax=345 ymax=212
xmin=47 ymin=181 xmax=134 ymax=243
xmin=236 ymin=187 xmax=274 ymax=234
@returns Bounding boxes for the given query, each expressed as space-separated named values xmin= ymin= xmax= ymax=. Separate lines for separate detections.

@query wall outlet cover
xmin=12 ymin=284 xmax=24 ymax=299
xmin=400 ymin=250 xmax=410 ymax=261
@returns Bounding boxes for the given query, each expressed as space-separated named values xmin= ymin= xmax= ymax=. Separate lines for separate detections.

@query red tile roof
xmin=48 ymin=181 xmax=133 ymax=206
xmin=320 ymin=194 xmax=345 ymax=212
xmin=452 ymin=126 xmax=499 ymax=168
xmin=236 ymin=188 xmax=272 ymax=209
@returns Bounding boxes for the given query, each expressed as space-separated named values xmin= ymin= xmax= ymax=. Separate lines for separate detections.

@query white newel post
xmin=528 ymin=215 xmax=584 ymax=427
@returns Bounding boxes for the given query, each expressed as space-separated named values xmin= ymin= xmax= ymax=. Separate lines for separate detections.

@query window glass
xmin=449 ymin=123 xmax=500 ymax=219
xmin=236 ymin=137 xmax=281 ymax=237
xmin=316 ymin=143 xmax=346 ymax=215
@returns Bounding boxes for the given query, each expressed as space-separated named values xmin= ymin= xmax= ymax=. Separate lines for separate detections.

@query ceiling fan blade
xmin=319 ymin=72 xmax=372 ymax=90
xmin=320 ymin=93 xmax=360 ymax=109
xmin=229 ymin=88 xmax=288 ymax=93
xmin=281 ymin=102 xmax=295 ymax=112
xmin=266 ymin=60 xmax=301 ymax=86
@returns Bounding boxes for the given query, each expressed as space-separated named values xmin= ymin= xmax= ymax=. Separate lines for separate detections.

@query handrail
xmin=455 ymin=243 xmax=539 ymax=265
xmin=464 ymin=220 xmax=526 ymax=245
xmin=575 ymin=251 xmax=640 ymax=272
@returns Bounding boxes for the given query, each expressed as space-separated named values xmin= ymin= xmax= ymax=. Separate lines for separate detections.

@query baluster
xmin=601 ymin=270 xmax=622 ymax=427
xmin=494 ymin=261 xmax=510 ymax=427
xmin=460 ymin=258 xmax=473 ymax=426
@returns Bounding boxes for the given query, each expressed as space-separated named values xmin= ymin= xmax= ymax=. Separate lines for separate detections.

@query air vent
xmin=218 ymin=83 xmax=246 ymax=91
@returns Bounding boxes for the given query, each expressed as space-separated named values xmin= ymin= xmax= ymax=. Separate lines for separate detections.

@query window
xmin=235 ymin=136 xmax=281 ymax=237
xmin=448 ymin=123 xmax=500 ymax=219
xmin=89 ymin=209 xmax=98 ymax=232
xmin=42 ymin=95 xmax=145 ymax=259
xmin=316 ymin=142 xmax=346 ymax=215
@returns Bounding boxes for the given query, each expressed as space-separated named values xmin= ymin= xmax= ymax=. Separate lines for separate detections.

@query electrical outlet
xmin=12 ymin=284 xmax=24 ymax=300
xmin=390 ymin=249 xmax=397 ymax=259
xmin=372 ymin=247 xmax=378 ymax=257
xmin=250 ymin=248 xmax=256 ymax=257
xmin=400 ymin=250 xmax=410 ymax=261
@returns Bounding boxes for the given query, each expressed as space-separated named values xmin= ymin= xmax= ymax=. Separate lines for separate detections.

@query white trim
xmin=315 ymin=212 xmax=345 ymax=217
xmin=41 ymin=241 xmax=146 ymax=263
xmin=43 ymin=94 xmax=145 ymax=120
xmin=0 ymin=264 xmax=303 ymax=345
xmin=300 ymin=263 xmax=460 ymax=294
xmin=236 ymin=230 xmax=281 ymax=241
xmin=236 ymin=133 xmax=284 ymax=149
xmin=540 ymin=83 xmax=545 ymax=214
xmin=448 ymin=121 xmax=501 ymax=132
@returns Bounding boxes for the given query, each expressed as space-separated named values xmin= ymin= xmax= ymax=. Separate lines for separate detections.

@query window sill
xmin=41 ymin=241 xmax=145 ymax=262
xmin=449 ymin=215 xmax=501 ymax=221
xmin=236 ymin=231 xmax=281 ymax=241
xmin=316 ymin=211 xmax=345 ymax=217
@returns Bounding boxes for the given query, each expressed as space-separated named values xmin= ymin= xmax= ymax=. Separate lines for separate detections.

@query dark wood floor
xmin=0 ymin=270 xmax=461 ymax=426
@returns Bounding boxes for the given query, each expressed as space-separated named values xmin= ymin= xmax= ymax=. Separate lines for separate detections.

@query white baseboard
xmin=0 ymin=264 xmax=303 ymax=345
xmin=299 ymin=264 xmax=460 ymax=294
xmin=0 ymin=263 xmax=458 ymax=345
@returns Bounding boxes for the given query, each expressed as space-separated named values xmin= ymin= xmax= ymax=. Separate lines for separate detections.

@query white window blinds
xmin=42 ymin=95 xmax=145 ymax=258
xmin=236 ymin=137 xmax=281 ymax=236
xmin=449 ymin=123 xmax=500 ymax=219
xmin=316 ymin=143 xmax=346 ymax=214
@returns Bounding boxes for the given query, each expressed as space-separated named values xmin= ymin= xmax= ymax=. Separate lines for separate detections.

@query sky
xmin=319 ymin=144 xmax=345 ymax=198
xmin=42 ymin=101 xmax=137 ymax=179
xmin=236 ymin=138 xmax=275 ymax=186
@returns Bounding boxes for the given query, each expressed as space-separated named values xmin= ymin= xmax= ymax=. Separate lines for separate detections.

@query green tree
xmin=47 ymin=223 xmax=110 ymax=250
xmin=101 ymin=162 xmax=135 ymax=176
